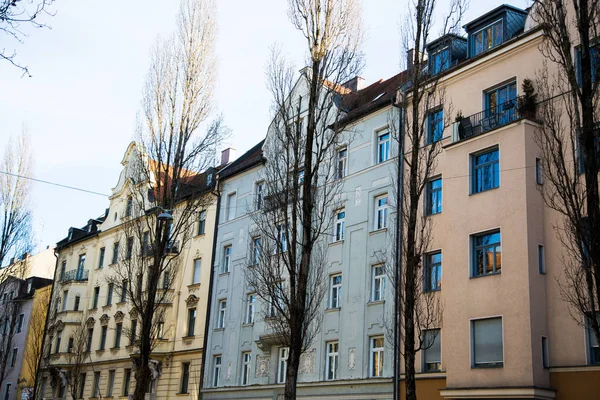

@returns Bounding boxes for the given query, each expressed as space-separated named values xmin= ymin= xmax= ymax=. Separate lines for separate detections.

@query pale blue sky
xmin=0 ymin=0 xmax=528 ymax=250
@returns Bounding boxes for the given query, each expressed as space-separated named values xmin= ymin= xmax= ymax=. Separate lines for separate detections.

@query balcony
xmin=451 ymin=95 xmax=537 ymax=143
xmin=60 ymin=269 xmax=89 ymax=282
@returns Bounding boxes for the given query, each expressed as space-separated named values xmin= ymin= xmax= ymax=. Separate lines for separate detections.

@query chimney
xmin=342 ymin=76 xmax=365 ymax=92
xmin=220 ymin=148 xmax=236 ymax=166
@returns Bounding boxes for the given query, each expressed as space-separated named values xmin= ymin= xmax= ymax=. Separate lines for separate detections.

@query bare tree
xmin=529 ymin=0 xmax=600 ymax=346
xmin=63 ymin=321 xmax=89 ymax=400
xmin=1 ymin=0 xmax=54 ymax=76
xmin=0 ymin=131 xmax=33 ymax=269
xmin=0 ymin=274 xmax=27 ymax=393
xmin=104 ymin=1 xmax=226 ymax=399
xmin=244 ymin=1 xmax=363 ymax=398
xmin=394 ymin=1 xmax=466 ymax=399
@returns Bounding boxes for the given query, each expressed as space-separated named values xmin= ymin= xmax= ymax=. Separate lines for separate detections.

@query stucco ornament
xmin=149 ymin=359 xmax=162 ymax=380
xmin=129 ymin=308 xmax=138 ymax=319
xmin=114 ymin=311 xmax=125 ymax=323
xmin=348 ymin=347 xmax=356 ymax=370
xmin=298 ymin=349 xmax=316 ymax=374
xmin=99 ymin=314 xmax=110 ymax=326
xmin=86 ymin=317 xmax=95 ymax=327
xmin=255 ymin=355 xmax=270 ymax=377
xmin=185 ymin=294 xmax=199 ymax=308
xmin=226 ymin=362 xmax=232 ymax=380
xmin=355 ymin=186 xmax=362 ymax=206
xmin=54 ymin=320 xmax=65 ymax=331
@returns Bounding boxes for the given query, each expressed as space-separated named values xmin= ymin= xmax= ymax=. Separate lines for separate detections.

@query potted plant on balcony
xmin=518 ymin=78 xmax=538 ymax=119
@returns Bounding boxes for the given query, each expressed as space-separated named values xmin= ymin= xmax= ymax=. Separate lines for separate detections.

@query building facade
xmin=202 ymin=2 xmax=600 ymax=400
xmin=39 ymin=143 xmax=218 ymax=400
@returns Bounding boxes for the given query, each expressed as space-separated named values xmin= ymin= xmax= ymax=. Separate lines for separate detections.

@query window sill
xmin=472 ymin=362 xmax=503 ymax=369
xmin=182 ymin=335 xmax=195 ymax=340
xmin=116 ymin=301 xmax=127 ymax=306
xmin=89 ymin=307 xmax=98 ymax=312
xmin=469 ymin=186 xmax=500 ymax=196
xmin=218 ymin=271 xmax=230 ymax=277
xmin=325 ymin=307 xmax=341 ymax=313
xmin=96 ymin=349 xmax=106 ymax=354
xmin=241 ymin=323 xmax=254 ymax=327
xmin=193 ymin=233 xmax=206 ymax=239
xmin=214 ymin=327 xmax=225 ymax=332
xmin=187 ymin=283 xmax=202 ymax=290
xmin=423 ymin=288 xmax=441 ymax=293
xmin=102 ymin=304 xmax=113 ymax=310
xmin=176 ymin=393 xmax=190 ymax=396
xmin=426 ymin=211 xmax=442 ymax=217
xmin=110 ymin=347 xmax=121 ymax=351
xmin=369 ymin=228 xmax=388 ymax=235
xmin=470 ymin=272 xmax=501 ymax=279
xmin=329 ymin=240 xmax=344 ymax=247
xmin=367 ymin=300 xmax=385 ymax=306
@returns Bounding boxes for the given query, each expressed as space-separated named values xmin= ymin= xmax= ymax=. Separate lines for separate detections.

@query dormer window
xmin=472 ymin=20 xmax=503 ymax=56
xmin=430 ymin=47 xmax=450 ymax=75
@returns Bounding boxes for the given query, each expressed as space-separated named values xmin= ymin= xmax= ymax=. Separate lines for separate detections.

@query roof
xmin=426 ymin=33 xmax=467 ymax=50
xmin=218 ymin=140 xmax=265 ymax=181
xmin=334 ymin=69 xmax=411 ymax=129
xmin=463 ymin=4 xmax=527 ymax=30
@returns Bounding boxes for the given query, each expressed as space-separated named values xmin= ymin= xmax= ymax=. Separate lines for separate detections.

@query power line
xmin=0 ymin=171 xmax=109 ymax=197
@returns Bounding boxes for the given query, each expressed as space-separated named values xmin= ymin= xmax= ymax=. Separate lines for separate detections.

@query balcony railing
xmin=452 ymin=95 xmax=537 ymax=143
xmin=60 ymin=269 xmax=89 ymax=282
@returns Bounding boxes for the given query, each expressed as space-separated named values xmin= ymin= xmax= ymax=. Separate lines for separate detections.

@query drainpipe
xmin=392 ymin=90 xmax=406 ymax=400
xmin=33 ymin=248 xmax=60 ymax=400
xmin=198 ymin=183 xmax=221 ymax=400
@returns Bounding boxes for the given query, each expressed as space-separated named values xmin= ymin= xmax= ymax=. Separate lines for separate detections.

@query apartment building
xmin=202 ymin=3 xmax=599 ymax=400
xmin=39 ymin=142 xmax=219 ymax=399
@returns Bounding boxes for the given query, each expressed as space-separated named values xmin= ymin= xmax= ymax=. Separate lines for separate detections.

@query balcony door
xmin=485 ymin=81 xmax=517 ymax=128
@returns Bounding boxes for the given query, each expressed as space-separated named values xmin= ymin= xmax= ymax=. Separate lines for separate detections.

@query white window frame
xmin=226 ymin=192 xmax=237 ymax=221
xmin=213 ymin=355 xmax=222 ymax=387
xmin=334 ymin=209 xmax=345 ymax=241
xmin=278 ymin=347 xmax=289 ymax=383
xmin=325 ymin=341 xmax=339 ymax=380
xmin=377 ymin=130 xmax=391 ymax=164
xmin=375 ymin=195 xmax=388 ymax=230
xmin=241 ymin=352 xmax=252 ymax=386
xmin=372 ymin=265 xmax=386 ymax=302
xmin=193 ymin=258 xmax=202 ymax=284
xmin=245 ymin=294 xmax=256 ymax=324
xmin=329 ymin=274 xmax=342 ymax=309
xmin=217 ymin=300 xmax=227 ymax=329
xmin=255 ymin=181 xmax=265 ymax=210
xmin=251 ymin=237 xmax=261 ymax=266
xmin=337 ymin=147 xmax=348 ymax=179
xmin=222 ymin=245 xmax=232 ymax=274
xmin=198 ymin=210 xmax=207 ymax=235
xmin=370 ymin=336 xmax=385 ymax=377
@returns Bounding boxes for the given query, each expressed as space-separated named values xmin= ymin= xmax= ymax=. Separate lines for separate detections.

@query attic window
xmin=372 ymin=92 xmax=386 ymax=103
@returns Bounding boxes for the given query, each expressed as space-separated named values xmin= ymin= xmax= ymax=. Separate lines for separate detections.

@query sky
xmin=0 ymin=0 xmax=528 ymax=252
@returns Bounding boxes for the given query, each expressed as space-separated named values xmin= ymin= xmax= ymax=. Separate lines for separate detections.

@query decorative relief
xmin=348 ymin=347 xmax=356 ymax=370
xmin=255 ymin=355 xmax=270 ymax=377
xmin=355 ymin=186 xmax=362 ymax=206
xmin=129 ymin=309 xmax=138 ymax=320
xmin=185 ymin=294 xmax=199 ymax=308
xmin=99 ymin=314 xmax=110 ymax=326
xmin=226 ymin=362 xmax=232 ymax=381
xmin=114 ymin=311 xmax=125 ymax=323
xmin=86 ymin=317 xmax=95 ymax=327
xmin=55 ymin=320 xmax=65 ymax=331
xmin=298 ymin=349 xmax=316 ymax=375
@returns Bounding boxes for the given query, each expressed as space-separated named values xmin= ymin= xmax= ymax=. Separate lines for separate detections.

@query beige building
xmin=39 ymin=143 xmax=219 ymax=399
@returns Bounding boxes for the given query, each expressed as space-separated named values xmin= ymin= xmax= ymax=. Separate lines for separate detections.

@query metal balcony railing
xmin=60 ymin=269 xmax=89 ymax=282
xmin=452 ymin=95 xmax=537 ymax=143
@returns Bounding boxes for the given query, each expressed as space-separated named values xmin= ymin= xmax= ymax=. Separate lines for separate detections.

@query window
xmin=472 ymin=20 xmax=503 ymax=56
xmin=370 ymin=336 xmax=384 ymax=377
xmin=377 ymin=131 xmax=390 ymax=163
xmin=326 ymin=341 xmax=339 ymax=380
xmin=181 ymin=362 xmax=190 ymax=394
xmin=112 ymin=242 xmax=119 ymax=264
xmin=16 ymin=314 xmax=23 ymax=333
xmin=107 ymin=283 xmax=114 ymax=306
xmin=48 ymin=335 xmax=53 ymax=356
xmin=542 ymin=336 xmax=549 ymax=368
xmin=538 ymin=245 xmax=545 ymax=274
xmin=114 ymin=323 xmax=122 ymax=348
xmin=155 ymin=321 xmax=164 ymax=340
xmin=193 ymin=259 xmax=202 ymax=284
xmin=10 ymin=348 xmax=17 ymax=367
xmin=226 ymin=192 xmax=237 ymax=221
xmin=78 ymin=373 xmax=86 ymax=399
xmin=222 ymin=246 xmax=232 ymax=274
xmin=74 ymin=295 xmax=80 ymax=311
xmin=375 ymin=195 xmax=388 ymax=230
xmin=472 ymin=317 xmax=503 ymax=367
xmin=424 ymin=251 xmax=442 ymax=292
xmin=187 ymin=309 xmax=196 ymax=336
xmin=473 ymin=230 xmax=502 ymax=277
xmin=276 ymin=223 xmax=287 ymax=253
xmin=142 ymin=231 xmax=150 ymax=256
xmin=536 ymin=157 xmax=543 ymax=185
xmin=269 ymin=283 xmax=286 ymax=317
xmin=213 ymin=355 xmax=222 ymax=387
xmin=337 ymin=148 xmax=348 ymax=179
xmin=55 ymin=331 xmax=62 ymax=353
xmin=198 ymin=210 xmax=207 ymax=235
xmin=485 ymin=81 xmax=517 ymax=126
xmin=245 ymin=294 xmax=256 ymax=324
xmin=100 ymin=326 xmax=107 ymax=350
xmin=162 ymin=272 xmax=170 ymax=289
xmin=62 ymin=290 xmax=68 ymax=311
xmin=3 ymin=384 xmax=10 ymax=400
xmin=86 ymin=328 xmax=93 ymax=352
xmin=107 ymin=370 xmax=115 ymax=397
xmin=334 ymin=210 xmax=345 ymax=241
xmin=93 ymin=287 xmax=100 ymax=308
xmin=251 ymin=237 xmax=261 ymax=266
xmin=98 ymin=247 xmax=105 ymax=269
xmin=93 ymin=371 xmax=101 ymax=397
xmin=423 ymin=329 xmax=441 ymax=372
xmin=426 ymin=178 xmax=442 ymax=215
xmin=217 ymin=300 xmax=227 ymax=329
xmin=123 ymin=369 xmax=131 ymax=396
xmin=255 ymin=182 xmax=265 ymax=210
xmin=430 ymin=47 xmax=450 ymax=75
xmin=130 ymin=320 xmax=137 ymax=345
xmin=125 ymin=196 xmax=133 ymax=217
xmin=472 ymin=148 xmax=499 ymax=193
xmin=587 ymin=315 xmax=600 ymax=364
xmin=126 ymin=237 xmax=134 ymax=260
xmin=60 ymin=261 xmax=66 ymax=280
xmin=576 ymin=43 xmax=599 ymax=84
xmin=120 ymin=280 xmax=127 ymax=303
xmin=329 ymin=274 xmax=342 ymax=309
xmin=427 ymin=109 xmax=444 ymax=143
xmin=67 ymin=337 xmax=74 ymax=353
xmin=298 ymin=169 xmax=305 ymax=184
xmin=372 ymin=265 xmax=386 ymax=301
xmin=77 ymin=254 xmax=86 ymax=277
xmin=278 ymin=347 xmax=289 ymax=383
xmin=241 ymin=352 xmax=252 ymax=385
